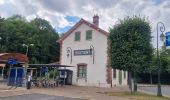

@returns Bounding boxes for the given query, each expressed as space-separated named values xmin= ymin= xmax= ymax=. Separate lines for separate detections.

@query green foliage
xmin=0 ymin=15 xmax=60 ymax=64
xmin=149 ymin=47 xmax=170 ymax=74
xmin=49 ymin=70 xmax=58 ymax=79
xmin=159 ymin=48 xmax=170 ymax=73
xmin=109 ymin=16 xmax=152 ymax=73
xmin=144 ymin=48 xmax=157 ymax=74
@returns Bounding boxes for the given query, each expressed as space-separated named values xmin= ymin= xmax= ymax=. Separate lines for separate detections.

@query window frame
xmin=86 ymin=30 xmax=92 ymax=40
xmin=77 ymin=64 xmax=87 ymax=79
xmin=124 ymin=71 xmax=126 ymax=79
xmin=113 ymin=69 xmax=116 ymax=79
xmin=74 ymin=31 xmax=81 ymax=41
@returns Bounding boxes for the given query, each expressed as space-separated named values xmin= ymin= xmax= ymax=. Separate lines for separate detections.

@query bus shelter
xmin=0 ymin=53 xmax=28 ymax=87
xmin=28 ymin=64 xmax=74 ymax=87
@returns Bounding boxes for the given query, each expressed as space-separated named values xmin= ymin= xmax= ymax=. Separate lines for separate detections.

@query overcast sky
xmin=0 ymin=0 xmax=170 ymax=46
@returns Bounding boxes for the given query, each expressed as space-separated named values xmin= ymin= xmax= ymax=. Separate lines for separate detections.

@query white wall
xmin=111 ymin=69 xmax=128 ymax=87
xmin=61 ymin=23 xmax=108 ymax=86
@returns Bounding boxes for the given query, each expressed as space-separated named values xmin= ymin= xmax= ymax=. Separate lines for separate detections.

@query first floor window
xmin=86 ymin=30 xmax=92 ymax=40
xmin=75 ymin=32 xmax=80 ymax=41
xmin=77 ymin=65 xmax=87 ymax=78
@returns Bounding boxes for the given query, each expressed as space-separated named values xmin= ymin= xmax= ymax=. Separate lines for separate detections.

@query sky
xmin=0 ymin=0 xmax=170 ymax=46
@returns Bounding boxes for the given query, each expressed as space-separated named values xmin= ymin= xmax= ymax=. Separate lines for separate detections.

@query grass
xmin=105 ymin=92 xmax=170 ymax=100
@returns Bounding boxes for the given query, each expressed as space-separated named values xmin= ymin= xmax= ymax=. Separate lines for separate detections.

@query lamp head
xmin=67 ymin=49 xmax=70 ymax=53
xmin=160 ymin=33 xmax=165 ymax=42
xmin=67 ymin=53 xmax=69 ymax=58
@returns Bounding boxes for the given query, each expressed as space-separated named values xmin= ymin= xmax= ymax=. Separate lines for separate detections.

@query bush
xmin=49 ymin=70 xmax=58 ymax=79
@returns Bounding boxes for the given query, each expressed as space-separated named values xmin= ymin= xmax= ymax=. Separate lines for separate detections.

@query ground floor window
xmin=77 ymin=65 xmax=87 ymax=78
xmin=124 ymin=71 xmax=126 ymax=79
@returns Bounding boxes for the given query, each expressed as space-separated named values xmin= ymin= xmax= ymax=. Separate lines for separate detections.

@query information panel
xmin=166 ymin=32 xmax=170 ymax=49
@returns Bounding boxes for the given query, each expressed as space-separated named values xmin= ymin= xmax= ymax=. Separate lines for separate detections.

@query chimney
xmin=93 ymin=14 xmax=99 ymax=27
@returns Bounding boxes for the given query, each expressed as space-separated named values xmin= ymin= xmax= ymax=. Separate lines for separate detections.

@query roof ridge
xmin=59 ymin=18 xmax=108 ymax=42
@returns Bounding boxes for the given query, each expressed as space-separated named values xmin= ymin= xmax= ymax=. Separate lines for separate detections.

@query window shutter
xmin=86 ymin=30 xmax=92 ymax=40
xmin=75 ymin=32 xmax=80 ymax=41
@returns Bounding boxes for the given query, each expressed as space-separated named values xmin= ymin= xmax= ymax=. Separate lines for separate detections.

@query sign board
xmin=8 ymin=58 xmax=18 ymax=65
xmin=166 ymin=32 xmax=170 ymax=49
xmin=74 ymin=49 xmax=92 ymax=56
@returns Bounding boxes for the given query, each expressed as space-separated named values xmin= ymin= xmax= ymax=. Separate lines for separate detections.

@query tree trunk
xmin=133 ymin=72 xmax=137 ymax=92
xmin=150 ymin=72 xmax=152 ymax=85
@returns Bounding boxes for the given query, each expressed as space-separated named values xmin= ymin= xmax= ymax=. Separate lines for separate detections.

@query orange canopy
xmin=0 ymin=53 xmax=29 ymax=64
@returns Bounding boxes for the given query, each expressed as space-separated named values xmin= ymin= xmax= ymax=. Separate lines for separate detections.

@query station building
xmin=59 ymin=15 xmax=128 ymax=87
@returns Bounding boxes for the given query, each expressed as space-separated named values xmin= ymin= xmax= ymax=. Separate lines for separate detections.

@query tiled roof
xmin=59 ymin=18 xmax=109 ymax=42
xmin=0 ymin=53 xmax=28 ymax=64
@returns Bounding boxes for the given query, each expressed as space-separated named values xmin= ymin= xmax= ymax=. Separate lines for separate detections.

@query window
xmin=113 ymin=69 xmax=116 ymax=79
xmin=119 ymin=70 xmax=122 ymax=85
xmin=0 ymin=68 xmax=2 ymax=75
xmin=75 ymin=32 xmax=80 ymax=41
xmin=124 ymin=71 xmax=126 ymax=79
xmin=86 ymin=30 xmax=92 ymax=40
xmin=77 ymin=65 xmax=87 ymax=78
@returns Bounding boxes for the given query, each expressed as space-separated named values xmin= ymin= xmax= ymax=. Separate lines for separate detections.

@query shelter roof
xmin=0 ymin=53 xmax=28 ymax=64
xmin=28 ymin=64 xmax=74 ymax=68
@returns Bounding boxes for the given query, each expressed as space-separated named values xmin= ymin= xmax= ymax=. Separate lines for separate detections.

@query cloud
xmin=0 ymin=0 xmax=170 ymax=46
xmin=36 ymin=0 xmax=71 ymax=13
xmin=0 ymin=0 xmax=5 ymax=4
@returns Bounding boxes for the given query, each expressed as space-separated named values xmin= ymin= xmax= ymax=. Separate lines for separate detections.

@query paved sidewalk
xmin=0 ymin=83 xmax=29 ymax=97
xmin=138 ymin=86 xmax=170 ymax=97
xmin=29 ymin=86 xmax=131 ymax=100
xmin=0 ymin=85 xmax=131 ymax=100
xmin=0 ymin=84 xmax=26 ymax=94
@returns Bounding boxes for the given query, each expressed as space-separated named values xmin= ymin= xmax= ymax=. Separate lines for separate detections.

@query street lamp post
xmin=90 ymin=45 xmax=95 ymax=64
xmin=22 ymin=43 xmax=34 ymax=89
xmin=66 ymin=47 xmax=72 ymax=64
xmin=157 ymin=22 xmax=165 ymax=96
xmin=23 ymin=44 xmax=34 ymax=56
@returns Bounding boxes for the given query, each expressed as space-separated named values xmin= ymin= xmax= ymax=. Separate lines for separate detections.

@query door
xmin=16 ymin=68 xmax=24 ymax=86
xmin=8 ymin=68 xmax=16 ymax=86
xmin=8 ymin=68 xmax=24 ymax=86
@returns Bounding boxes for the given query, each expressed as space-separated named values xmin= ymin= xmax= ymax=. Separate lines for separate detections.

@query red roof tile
xmin=59 ymin=18 xmax=109 ymax=42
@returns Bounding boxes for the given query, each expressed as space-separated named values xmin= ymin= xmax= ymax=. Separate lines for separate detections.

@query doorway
xmin=8 ymin=67 xmax=24 ymax=87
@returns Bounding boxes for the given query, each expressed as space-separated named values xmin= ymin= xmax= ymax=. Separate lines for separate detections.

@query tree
xmin=109 ymin=16 xmax=152 ymax=92
xmin=0 ymin=16 xmax=5 ymax=52
xmin=30 ymin=18 xmax=60 ymax=63
xmin=159 ymin=47 xmax=170 ymax=73
xmin=146 ymin=48 xmax=158 ymax=84
xmin=0 ymin=15 xmax=60 ymax=64
xmin=0 ymin=15 xmax=30 ymax=52
xmin=145 ymin=46 xmax=170 ymax=85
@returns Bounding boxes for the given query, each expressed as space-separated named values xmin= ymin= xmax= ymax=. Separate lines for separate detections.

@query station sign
xmin=74 ymin=49 xmax=92 ymax=56
xmin=7 ymin=58 xmax=18 ymax=65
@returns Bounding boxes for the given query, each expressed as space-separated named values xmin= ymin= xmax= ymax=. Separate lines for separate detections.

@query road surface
xmin=0 ymin=93 xmax=85 ymax=100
